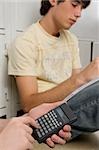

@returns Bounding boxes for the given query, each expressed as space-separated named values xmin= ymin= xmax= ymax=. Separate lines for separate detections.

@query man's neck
xmin=39 ymin=15 xmax=60 ymax=37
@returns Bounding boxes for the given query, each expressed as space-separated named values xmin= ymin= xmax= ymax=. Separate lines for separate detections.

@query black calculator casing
xmin=32 ymin=103 xmax=77 ymax=143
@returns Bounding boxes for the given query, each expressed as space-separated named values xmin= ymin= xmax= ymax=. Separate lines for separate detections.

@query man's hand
xmin=0 ymin=116 xmax=39 ymax=150
xmin=46 ymin=125 xmax=71 ymax=148
xmin=29 ymin=102 xmax=72 ymax=148
xmin=78 ymin=57 xmax=99 ymax=83
xmin=29 ymin=101 xmax=63 ymax=120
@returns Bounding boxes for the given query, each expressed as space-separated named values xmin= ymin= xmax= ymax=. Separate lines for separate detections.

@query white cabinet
xmin=93 ymin=42 xmax=99 ymax=59
xmin=79 ymin=40 xmax=91 ymax=67
xmin=0 ymin=2 xmax=5 ymax=29
xmin=0 ymin=33 xmax=6 ymax=108
xmin=0 ymin=33 xmax=7 ymax=117
xmin=4 ymin=2 xmax=17 ymax=43
xmin=10 ymin=77 xmax=20 ymax=117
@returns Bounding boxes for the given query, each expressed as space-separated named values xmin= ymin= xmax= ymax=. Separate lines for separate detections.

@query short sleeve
xmin=8 ymin=36 xmax=38 ymax=76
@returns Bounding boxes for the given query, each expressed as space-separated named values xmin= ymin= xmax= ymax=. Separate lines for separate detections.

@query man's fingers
xmin=26 ymin=142 xmax=34 ymax=150
xmin=58 ymin=129 xmax=71 ymax=141
xmin=26 ymin=133 xmax=34 ymax=144
xmin=20 ymin=116 xmax=40 ymax=128
xmin=28 ymin=118 xmax=40 ymax=128
xmin=24 ymin=124 xmax=33 ymax=134
xmin=46 ymin=138 xmax=55 ymax=148
xmin=63 ymin=125 xmax=71 ymax=132
xmin=51 ymin=134 xmax=66 ymax=145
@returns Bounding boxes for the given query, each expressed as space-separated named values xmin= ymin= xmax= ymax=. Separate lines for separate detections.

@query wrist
xmin=72 ymin=74 xmax=87 ymax=88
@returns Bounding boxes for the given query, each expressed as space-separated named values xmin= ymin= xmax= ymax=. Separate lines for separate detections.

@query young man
xmin=8 ymin=0 xmax=99 ymax=148
xmin=0 ymin=115 xmax=39 ymax=150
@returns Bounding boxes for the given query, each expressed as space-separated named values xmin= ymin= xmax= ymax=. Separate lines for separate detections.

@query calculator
xmin=32 ymin=103 xmax=77 ymax=143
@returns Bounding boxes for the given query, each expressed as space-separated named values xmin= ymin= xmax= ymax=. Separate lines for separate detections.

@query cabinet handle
xmin=0 ymin=28 xmax=5 ymax=30
xmin=90 ymin=41 xmax=93 ymax=62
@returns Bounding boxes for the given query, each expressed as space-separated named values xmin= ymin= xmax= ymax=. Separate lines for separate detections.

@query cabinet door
xmin=0 ymin=42 xmax=7 ymax=116
xmin=93 ymin=42 xmax=99 ymax=59
xmin=9 ymin=77 xmax=20 ymax=117
xmin=4 ymin=2 xmax=17 ymax=43
xmin=0 ymin=108 xmax=7 ymax=118
xmin=79 ymin=40 xmax=91 ymax=67
xmin=15 ymin=0 xmax=41 ymax=31
xmin=0 ymin=2 xmax=5 ymax=29
xmin=0 ymin=33 xmax=7 ymax=109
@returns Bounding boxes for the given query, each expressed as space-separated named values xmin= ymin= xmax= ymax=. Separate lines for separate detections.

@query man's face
xmin=52 ymin=0 xmax=83 ymax=30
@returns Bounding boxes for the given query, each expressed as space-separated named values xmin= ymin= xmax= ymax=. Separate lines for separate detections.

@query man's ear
xmin=49 ymin=0 xmax=58 ymax=6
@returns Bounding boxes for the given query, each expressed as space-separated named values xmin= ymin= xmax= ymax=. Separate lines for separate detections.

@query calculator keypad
xmin=35 ymin=110 xmax=63 ymax=138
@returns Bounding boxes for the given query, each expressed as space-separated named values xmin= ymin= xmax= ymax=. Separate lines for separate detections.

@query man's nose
xmin=74 ymin=6 xmax=82 ymax=18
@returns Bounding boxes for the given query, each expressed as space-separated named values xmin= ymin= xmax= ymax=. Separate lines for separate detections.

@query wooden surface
xmin=33 ymin=132 xmax=99 ymax=150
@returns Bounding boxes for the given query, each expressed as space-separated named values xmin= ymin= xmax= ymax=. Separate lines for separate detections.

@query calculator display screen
xmin=56 ymin=107 xmax=69 ymax=123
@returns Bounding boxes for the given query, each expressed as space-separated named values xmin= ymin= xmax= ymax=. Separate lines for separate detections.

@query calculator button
xmin=51 ymin=120 xmax=54 ymax=123
xmin=45 ymin=130 xmax=48 ymax=133
xmin=48 ymin=120 xmax=51 ymax=124
xmin=43 ymin=119 xmax=46 ymax=123
xmin=55 ymin=124 xmax=57 ymax=127
xmin=43 ymin=127 xmax=46 ymax=131
xmin=42 ymin=132 xmax=45 ymax=136
xmin=48 ymin=128 xmax=51 ymax=131
xmin=42 ymin=116 xmax=44 ymax=119
xmin=44 ymin=114 xmax=47 ymax=118
xmin=51 ymin=126 xmax=55 ymax=130
xmin=46 ymin=125 xmax=50 ymax=129
xmin=40 ymin=129 xmax=43 ymax=132
xmin=50 ymin=123 xmax=53 ymax=127
xmin=37 ymin=131 xmax=42 ymax=138
xmin=48 ymin=114 xmax=51 ymax=118
xmin=45 ymin=122 xmax=48 ymax=126
xmin=39 ymin=120 xmax=43 ymax=124
xmin=42 ymin=124 xmax=45 ymax=127
xmin=54 ymin=122 xmax=56 ymax=126
xmin=46 ymin=117 xmax=49 ymax=120
xmin=59 ymin=122 xmax=62 ymax=125
xmin=38 ymin=118 xmax=41 ymax=122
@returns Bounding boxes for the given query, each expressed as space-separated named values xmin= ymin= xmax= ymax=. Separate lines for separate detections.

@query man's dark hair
xmin=40 ymin=0 xmax=91 ymax=16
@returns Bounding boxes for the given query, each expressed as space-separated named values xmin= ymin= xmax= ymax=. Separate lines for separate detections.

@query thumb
xmin=21 ymin=116 xmax=40 ymax=128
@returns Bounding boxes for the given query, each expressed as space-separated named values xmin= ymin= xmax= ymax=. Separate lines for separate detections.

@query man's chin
xmin=63 ymin=26 xmax=71 ymax=30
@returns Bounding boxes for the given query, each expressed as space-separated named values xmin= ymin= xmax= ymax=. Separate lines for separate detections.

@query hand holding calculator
xmin=31 ymin=102 xmax=77 ymax=143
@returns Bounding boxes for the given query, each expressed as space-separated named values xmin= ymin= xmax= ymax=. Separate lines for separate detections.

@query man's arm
xmin=15 ymin=68 xmax=84 ymax=112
